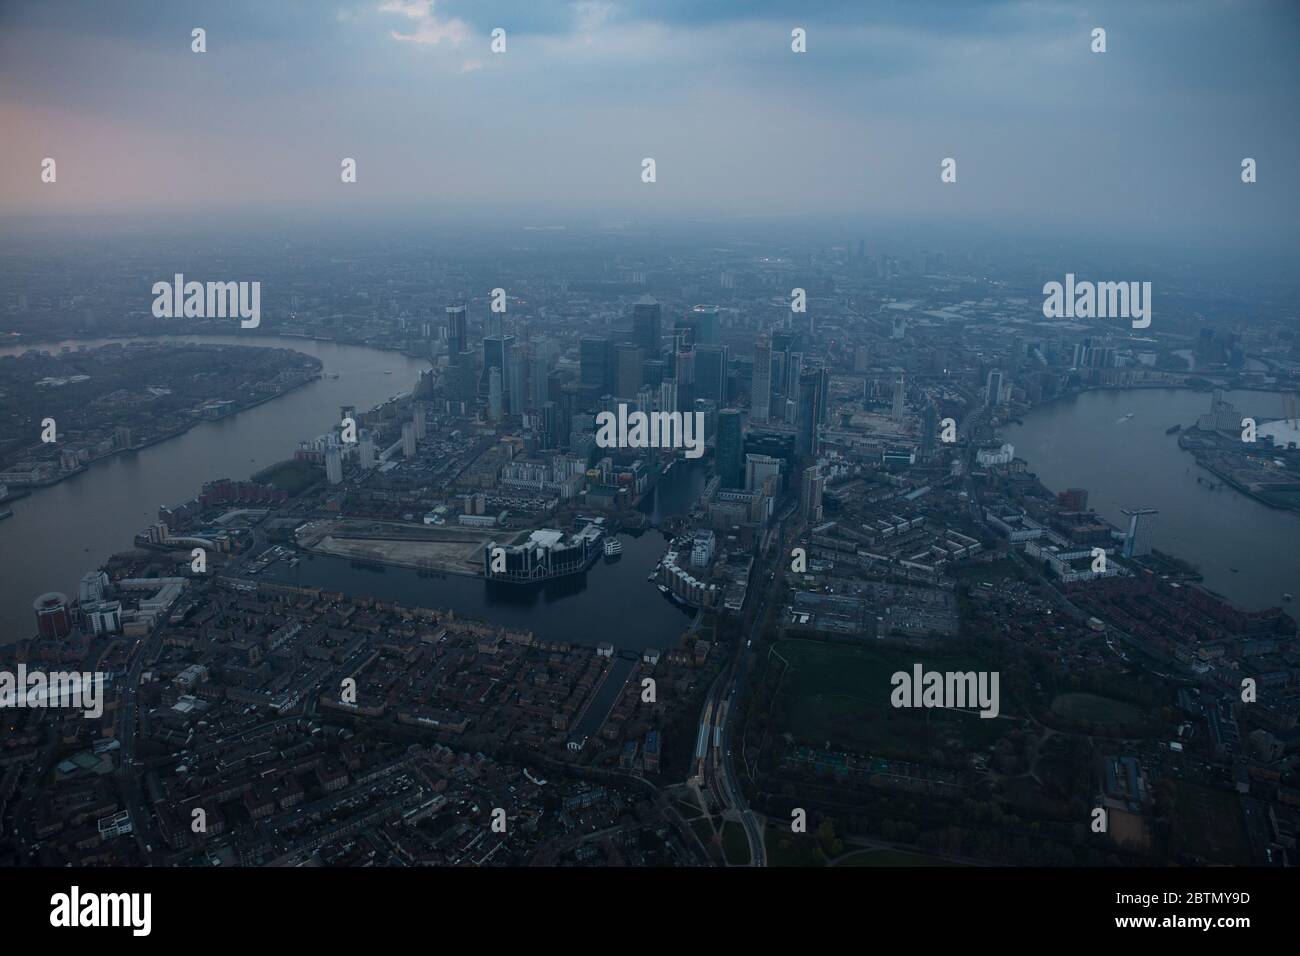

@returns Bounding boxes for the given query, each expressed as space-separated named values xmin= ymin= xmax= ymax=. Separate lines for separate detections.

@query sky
xmin=0 ymin=0 xmax=1297 ymax=246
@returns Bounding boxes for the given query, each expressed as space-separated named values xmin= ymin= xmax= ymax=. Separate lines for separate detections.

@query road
xmin=691 ymin=499 xmax=799 ymax=866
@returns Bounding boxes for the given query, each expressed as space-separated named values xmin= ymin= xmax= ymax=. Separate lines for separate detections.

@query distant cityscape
xmin=1 ymin=226 xmax=1297 ymax=869
xmin=1 ymin=0 xmax=1298 ymax=895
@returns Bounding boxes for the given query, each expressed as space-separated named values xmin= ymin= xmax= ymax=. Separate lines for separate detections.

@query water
xmin=263 ymin=530 xmax=693 ymax=651
xmin=1006 ymin=388 xmax=1300 ymax=610
xmin=0 ymin=334 xmax=432 ymax=643
xmin=0 ymin=334 xmax=705 ymax=648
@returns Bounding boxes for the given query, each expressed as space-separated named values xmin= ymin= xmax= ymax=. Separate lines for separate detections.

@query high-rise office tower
xmin=986 ymin=370 xmax=1003 ymax=407
xmin=1122 ymin=508 xmax=1157 ymax=558
xmin=751 ymin=336 xmax=772 ymax=423
xmin=689 ymin=305 xmax=720 ymax=345
xmin=637 ymin=385 xmax=656 ymax=414
xmin=488 ymin=367 xmax=504 ymax=422
xmin=694 ymin=344 xmax=728 ymax=405
xmin=920 ymin=404 xmax=937 ymax=457
xmin=796 ymin=367 xmax=826 ymax=464
xmin=483 ymin=334 xmax=515 ymax=409
xmin=659 ymin=379 xmax=678 ymax=418
xmin=446 ymin=305 xmax=468 ymax=359
xmin=452 ymin=350 xmax=478 ymax=403
xmin=540 ymin=401 xmax=559 ymax=448
xmin=359 ymin=429 xmax=376 ymax=470
xmin=580 ymin=336 xmax=614 ymax=394
xmin=745 ymin=453 xmax=782 ymax=493
xmin=801 ymin=465 xmax=824 ymax=523
xmin=402 ymin=421 xmax=417 ymax=458
xmin=892 ymin=376 xmax=906 ymax=420
xmin=413 ymin=403 xmax=426 ymax=438
xmin=508 ymin=359 xmax=526 ymax=416
xmin=641 ymin=358 xmax=665 ymax=389
xmin=325 ymin=445 xmax=343 ymax=485
xmin=717 ymin=409 xmax=744 ymax=489
xmin=530 ymin=339 xmax=558 ymax=408
xmin=614 ymin=343 xmax=643 ymax=398
xmin=632 ymin=296 xmax=662 ymax=353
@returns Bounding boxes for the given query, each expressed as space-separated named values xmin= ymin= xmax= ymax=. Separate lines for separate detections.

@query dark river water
xmin=0 ymin=334 xmax=433 ymax=643
xmin=0 ymin=334 xmax=705 ymax=645
xmin=1006 ymin=387 xmax=1300 ymax=610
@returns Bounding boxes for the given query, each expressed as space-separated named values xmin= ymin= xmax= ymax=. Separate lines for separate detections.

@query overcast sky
xmin=1 ymin=0 xmax=1296 ymax=247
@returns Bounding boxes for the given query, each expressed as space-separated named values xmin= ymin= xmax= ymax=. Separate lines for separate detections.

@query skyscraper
xmin=632 ymin=296 xmax=661 ymax=353
xmin=325 ymin=445 xmax=343 ymax=485
xmin=796 ymin=367 xmax=826 ymax=464
xmin=694 ymin=344 xmax=728 ymax=404
xmin=745 ymin=453 xmax=782 ymax=493
xmin=402 ymin=421 xmax=417 ymax=458
xmin=986 ymin=369 xmax=1003 ymax=407
xmin=483 ymin=334 xmax=515 ymax=410
xmin=717 ymin=409 xmax=744 ymax=489
xmin=580 ymin=336 xmax=614 ymax=395
xmin=1122 ymin=508 xmax=1158 ymax=558
xmin=689 ymin=305 xmax=720 ymax=345
xmin=801 ymin=465 xmax=824 ymax=523
xmin=751 ymin=336 xmax=772 ymax=423
xmin=614 ymin=343 xmax=643 ymax=398
xmin=446 ymin=304 xmax=468 ymax=359
xmin=359 ymin=429 xmax=376 ymax=470
xmin=488 ymin=367 xmax=504 ymax=422
xmin=892 ymin=376 xmax=906 ymax=420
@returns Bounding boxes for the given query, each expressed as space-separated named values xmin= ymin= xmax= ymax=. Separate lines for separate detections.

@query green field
xmin=763 ymin=823 xmax=826 ymax=868
xmin=252 ymin=459 xmax=323 ymax=496
xmin=772 ymin=639 xmax=1007 ymax=757
xmin=948 ymin=558 xmax=1023 ymax=584
xmin=834 ymin=848 xmax=954 ymax=867
xmin=689 ymin=817 xmax=714 ymax=845
xmin=1050 ymin=692 xmax=1146 ymax=726
xmin=1172 ymin=782 xmax=1251 ymax=865
xmin=721 ymin=820 xmax=751 ymax=866
xmin=674 ymin=798 xmax=702 ymax=820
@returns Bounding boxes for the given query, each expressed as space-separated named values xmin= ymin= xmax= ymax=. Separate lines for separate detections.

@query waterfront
xmin=263 ymin=528 xmax=694 ymax=651
xmin=0 ymin=334 xmax=706 ymax=647
xmin=1007 ymin=387 xmax=1300 ymax=610
xmin=0 ymin=334 xmax=432 ymax=643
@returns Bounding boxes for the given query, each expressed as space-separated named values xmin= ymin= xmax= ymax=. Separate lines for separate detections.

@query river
xmin=0 ymin=334 xmax=432 ymax=642
xmin=1006 ymin=387 xmax=1300 ymax=610
xmin=0 ymin=334 xmax=706 ymax=647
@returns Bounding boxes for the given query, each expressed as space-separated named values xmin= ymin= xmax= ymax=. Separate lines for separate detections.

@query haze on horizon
xmin=0 ymin=0 xmax=1297 ymax=250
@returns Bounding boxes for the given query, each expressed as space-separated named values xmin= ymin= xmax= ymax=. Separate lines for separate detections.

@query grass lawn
xmin=764 ymin=822 xmax=826 ymax=868
xmin=721 ymin=820 xmax=751 ymax=866
xmin=772 ymin=639 xmax=1006 ymax=757
xmin=1050 ymin=692 xmax=1146 ymax=725
xmin=1172 ymin=782 xmax=1251 ymax=865
xmin=251 ymin=458 xmax=323 ymax=496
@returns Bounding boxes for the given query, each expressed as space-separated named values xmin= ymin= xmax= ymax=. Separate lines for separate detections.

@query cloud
xmin=379 ymin=0 xmax=469 ymax=46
